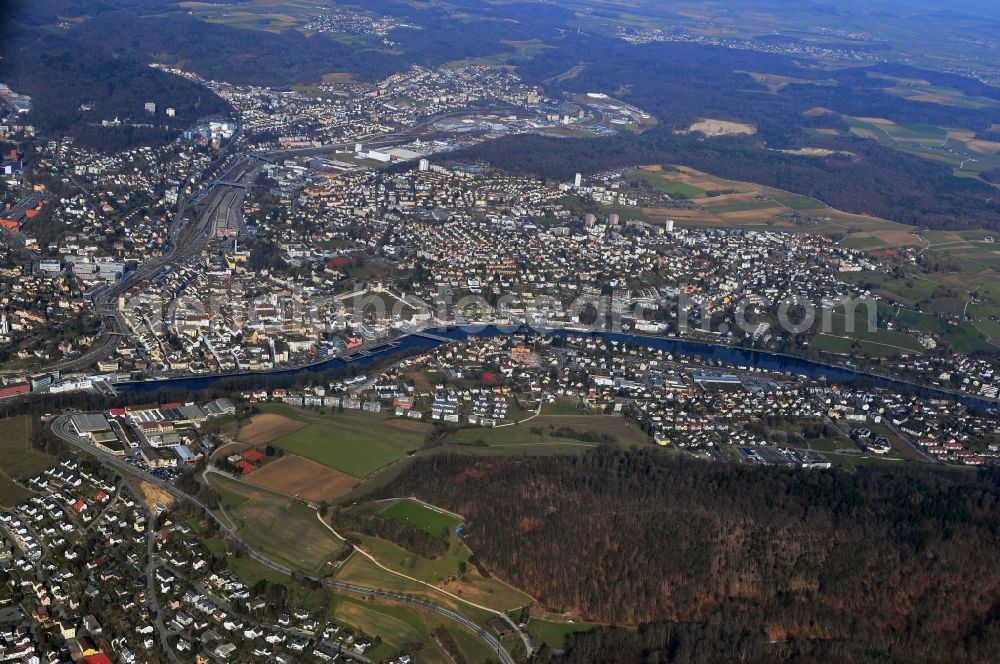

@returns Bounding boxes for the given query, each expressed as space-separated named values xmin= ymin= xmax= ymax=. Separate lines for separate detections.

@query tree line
xmin=329 ymin=507 xmax=450 ymax=559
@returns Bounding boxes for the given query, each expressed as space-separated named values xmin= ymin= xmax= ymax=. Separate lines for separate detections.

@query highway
xmin=49 ymin=414 xmax=518 ymax=664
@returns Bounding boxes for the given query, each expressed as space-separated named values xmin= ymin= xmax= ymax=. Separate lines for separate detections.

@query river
xmin=117 ymin=326 xmax=997 ymax=410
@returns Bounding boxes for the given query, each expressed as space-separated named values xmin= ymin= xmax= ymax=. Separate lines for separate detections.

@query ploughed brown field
xmin=237 ymin=413 xmax=306 ymax=445
xmin=246 ymin=454 xmax=358 ymax=501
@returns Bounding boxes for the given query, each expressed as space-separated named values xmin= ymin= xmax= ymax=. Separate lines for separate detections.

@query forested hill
xmin=0 ymin=0 xmax=544 ymax=149
xmin=454 ymin=128 xmax=1000 ymax=231
xmin=0 ymin=4 xmax=232 ymax=151
xmin=381 ymin=449 xmax=1000 ymax=663
xmin=457 ymin=38 xmax=1000 ymax=232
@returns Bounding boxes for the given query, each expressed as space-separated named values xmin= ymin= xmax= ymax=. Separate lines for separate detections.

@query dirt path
xmin=315 ymin=511 xmax=534 ymax=653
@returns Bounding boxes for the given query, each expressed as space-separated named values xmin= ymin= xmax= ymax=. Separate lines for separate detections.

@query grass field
xmin=540 ymin=398 xmax=583 ymax=416
xmin=381 ymin=499 xmax=461 ymax=536
xmin=332 ymin=595 xmax=447 ymax=663
xmin=625 ymin=168 xmax=706 ymax=198
xmin=352 ymin=529 xmax=533 ymax=612
xmin=271 ymin=424 xmax=408 ymax=478
xmin=527 ymin=618 xmax=602 ymax=650
xmin=840 ymin=271 xmax=940 ymax=307
xmin=818 ymin=451 xmax=911 ymax=469
xmin=341 ymin=498 xmax=533 ymax=612
xmin=840 ymin=235 xmax=889 ymax=250
xmin=446 ymin=414 xmax=649 ymax=452
xmin=208 ymin=475 xmax=347 ymax=574
xmin=804 ymin=437 xmax=851 ymax=453
xmin=247 ymin=404 xmax=432 ymax=478
xmin=334 ymin=554 xmax=494 ymax=625
xmin=836 ymin=243 xmax=999 ymax=355
xmin=811 ymin=332 xmax=924 ymax=358
xmin=774 ymin=194 xmax=828 ymax=211
xmin=866 ymin=422 xmax=927 ymax=462
xmin=331 ymin=594 xmax=497 ymax=664
xmin=0 ymin=417 xmax=55 ymax=506
xmin=809 ymin=307 xmax=928 ymax=358
xmin=200 ymin=414 xmax=236 ymax=434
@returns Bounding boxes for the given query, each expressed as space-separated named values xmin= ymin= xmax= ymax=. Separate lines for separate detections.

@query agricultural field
xmin=207 ymin=475 xmax=347 ymax=574
xmin=236 ymin=413 xmax=306 ymax=446
xmin=923 ymin=239 xmax=1000 ymax=273
xmin=632 ymin=165 xmax=921 ymax=248
xmin=0 ymin=417 xmax=55 ymax=506
xmin=331 ymin=595 xmax=440 ymax=663
xmin=775 ymin=272 xmax=998 ymax=359
xmin=834 ymin=230 xmax=1000 ymax=354
xmin=625 ymin=168 xmax=706 ymax=198
xmin=738 ymin=70 xmax=838 ymax=93
xmin=236 ymin=404 xmax=431 ymax=479
xmin=840 ymin=235 xmax=890 ymax=250
xmin=834 ymin=115 xmax=1000 ymax=179
xmin=246 ymin=455 xmax=357 ymax=502
xmin=180 ymin=0 xmax=318 ymax=33
xmin=869 ymin=72 xmax=1000 ymax=111
xmin=445 ymin=414 xmax=649 ymax=453
xmin=271 ymin=425 xmax=406 ymax=478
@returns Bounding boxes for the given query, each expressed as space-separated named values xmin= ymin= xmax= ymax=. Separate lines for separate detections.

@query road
xmin=140 ymin=486 xmax=184 ymax=664
xmin=312 ymin=510 xmax=532 ymax=658
xmin=50 ymin=414 xmax=518 ymax=664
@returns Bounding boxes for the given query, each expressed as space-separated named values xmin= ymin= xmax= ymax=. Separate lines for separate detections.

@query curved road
xmin=50 ymin=414 xmax=518 ymax=664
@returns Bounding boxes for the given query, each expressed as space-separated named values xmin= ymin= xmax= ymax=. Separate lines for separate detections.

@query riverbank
xmin=115 ymin=326 xmax=998 ymax=410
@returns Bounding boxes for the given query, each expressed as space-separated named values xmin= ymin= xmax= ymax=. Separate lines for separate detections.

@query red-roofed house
xmin=84 ymin=653 xmax=114 ymax=664
xmin=240 ymin=449 xmax=266 ymax=463
xmin=72 ymin=500 xmax=86 ymax=513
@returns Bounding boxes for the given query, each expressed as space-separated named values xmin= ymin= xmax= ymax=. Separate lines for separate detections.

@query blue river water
xmin=117 ymin=326 xmax=997 ymax=410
